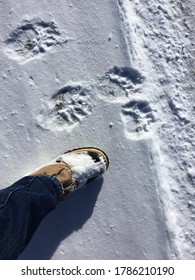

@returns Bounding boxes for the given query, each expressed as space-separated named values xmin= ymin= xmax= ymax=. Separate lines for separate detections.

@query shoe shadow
xmin=19 ymin=178 xmax=103 ymax=260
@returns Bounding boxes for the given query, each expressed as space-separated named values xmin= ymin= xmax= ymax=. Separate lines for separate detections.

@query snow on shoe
xmin=55 ymin=147 xmax=109 ymax=192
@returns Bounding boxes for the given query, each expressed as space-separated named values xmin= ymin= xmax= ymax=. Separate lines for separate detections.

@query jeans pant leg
xmin=0 ymin=175 xmax=62 ymax=260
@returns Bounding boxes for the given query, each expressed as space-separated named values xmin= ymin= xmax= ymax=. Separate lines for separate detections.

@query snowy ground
xmin=0 ymin=0 xmax=194 ymax=259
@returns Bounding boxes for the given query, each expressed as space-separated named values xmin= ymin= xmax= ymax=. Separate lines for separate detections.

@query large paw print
xmin=38 ymin=84 xmax=93 ymax=131
xmin=96 ymin=66 xmax=144 ymax=103
xmin=4 ymin=19 xmax=67 ymax=62
xmin=121 ymin=100 xmax=157 ymax=139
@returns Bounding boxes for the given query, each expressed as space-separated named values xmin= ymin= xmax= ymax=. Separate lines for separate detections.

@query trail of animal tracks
xmin=0 ymin=0 xmax=194 ymax=259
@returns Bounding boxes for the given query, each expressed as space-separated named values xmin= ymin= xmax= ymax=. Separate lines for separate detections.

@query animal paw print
xmin=38 ymin=84 xmax=93 ymax=132
xmin=4 ymin=19 xmax=67 ymax=62
xmin=121 ymin=100 xmax=157 ymax=139
xmin=97 ymin=66 xmax=144 ymax=103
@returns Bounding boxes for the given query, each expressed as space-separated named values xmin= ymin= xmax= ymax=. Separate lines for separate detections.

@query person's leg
xmin=0 ymin=147 xmax=109 ymax=260
xmin=0 ymin=175 xmax=62 ymax=260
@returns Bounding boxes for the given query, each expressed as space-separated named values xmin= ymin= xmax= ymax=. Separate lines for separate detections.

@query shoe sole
xmin=63 ymin=147 xmax=109 ymax=169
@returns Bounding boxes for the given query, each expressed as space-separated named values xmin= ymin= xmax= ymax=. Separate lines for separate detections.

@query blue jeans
xmin=0 ymin=175 xmax=63 ymax=259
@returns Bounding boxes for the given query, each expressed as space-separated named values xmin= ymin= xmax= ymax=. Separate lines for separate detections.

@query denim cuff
xmin=49 ymin=175 xmax=64 ymax=200
xmin=37 ymin=175 xmax=64 ymax=201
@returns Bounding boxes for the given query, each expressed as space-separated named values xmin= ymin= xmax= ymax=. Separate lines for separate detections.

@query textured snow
xmin=0 ymin=0 xmax=194 ymax=260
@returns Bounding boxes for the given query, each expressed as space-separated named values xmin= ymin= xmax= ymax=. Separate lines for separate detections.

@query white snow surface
xmin=0 ymin=0 xmax=194 ymax=259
